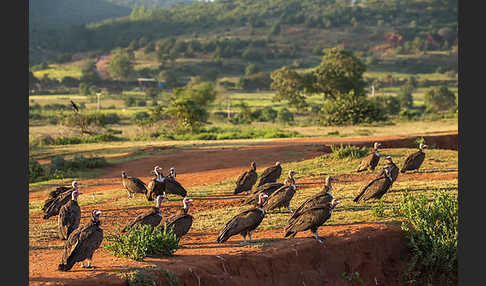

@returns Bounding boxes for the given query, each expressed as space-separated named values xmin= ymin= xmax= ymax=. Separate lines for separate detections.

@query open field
xmin=28 ymin=132 xmax=457 ymax=285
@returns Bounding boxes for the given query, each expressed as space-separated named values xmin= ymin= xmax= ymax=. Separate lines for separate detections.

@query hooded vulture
xmin=257 ymin=162 xmax=282 ymax=187
xmin=158 ymin=197 xmax=194 ymax=239
xmin=43 ymin=181 xmax=80 ymax=220
xmin=263 ymin=170 xmax=297 ymax=213
xmin=122 ymin=195 xmax=167 ymax=233
xmin=284 ymin=199 xmax=341 ymax=243
xmin=234 ymin=162 xmax=258 ymax=195
xmin=121 ymin=171 xmax=148 ymax=198
xmin=58 ymin=210 xmax=103 ymax=271
xmin=400 ymin=143 xmax=428 ymax=173
xmin=217 ymin=193 xmax=269 ymax=244
xmin=146 ymin=166 xmax=167 ymax=201
xmin=356 ymin=142 xmax=381 ymax=172
xmin=289 ymin=176 xmax=338 ymax=223
xmin=354 ymin=165 xmax=394 ymax=203
xmin=57 ymin=189 xmax=82 ymax=240
xmin=377 ymin=156 xmax=399 ymax=182
xmin=164 ymin=167 xmax=187 ymax=198
xmin=241 ymin=182 xmax=284 ymax=206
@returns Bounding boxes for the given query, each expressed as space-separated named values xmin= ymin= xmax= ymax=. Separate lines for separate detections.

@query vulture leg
xmin=82 ymin=258 xmax=94 ymax=268
xmin=313 ymin=230 xmax=323 ymax=244
xmin=248 ymin=231 xmax=252 ymax=243
xmin=242 ymin=234 xmax=247 ymax=244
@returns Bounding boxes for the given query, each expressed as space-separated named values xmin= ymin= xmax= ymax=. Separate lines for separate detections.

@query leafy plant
xmin=117 ymin=265 xmax=178 ymax=286
xmin=104 ymin=224 xmax=180 ymax=261
xmin=342 ymin=271 xmax=364 ymax=285
xmin=29 ymin=158 xmax=45 ymax=183
xmin=372 ymin=200 xmax=386 ymax=218
xmin=395 ymin=191 xmax=458 ymax=285
xmin=330 ymin=144 xmax=369 ymax=160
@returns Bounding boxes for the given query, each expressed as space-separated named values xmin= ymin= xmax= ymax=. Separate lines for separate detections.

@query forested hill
xmin=29 ymin=0 xmax=457 ymax=64
xmin=105 ymin=0 xmax=196 ymax=9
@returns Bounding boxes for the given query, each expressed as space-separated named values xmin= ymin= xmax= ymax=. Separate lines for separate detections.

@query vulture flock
xmin=40 ymin=142 xmax=429 ymax=270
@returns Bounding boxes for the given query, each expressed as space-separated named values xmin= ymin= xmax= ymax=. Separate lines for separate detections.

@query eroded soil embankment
xmin=155 ymin=224 xmax=407 ymax=286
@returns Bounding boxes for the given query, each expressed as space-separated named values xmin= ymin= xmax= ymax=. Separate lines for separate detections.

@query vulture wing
xmin=43 ymin=190 xmax=74 ymax=219
xmin=289 ymin=192 xmax=332 ymax=221
xmin=58 ymin=201 xmax=81 ymax=240
xmin=354 ymin=176 xmax=392 ymax=203
xmin=401 ymin=151 xmax=425 ymax=172
xmin=59 ymin=222 xmax=103 ymax=271
xmin=217 ymin=208 xmax=264 ymax=243
xmin=234 ymin=170 xmax=258 ymax=194
xmin=285 ymin=204 xmax=332 ymax=237
xmin=161 ymin=214 xmax=193 ymax=239
xmin=263 ymin=185 xmax=296 ymax=212
xmin=257 ymin=165 xmax=282 ymax=186
xmin=165 ymin=178 xmax=187 ymax=197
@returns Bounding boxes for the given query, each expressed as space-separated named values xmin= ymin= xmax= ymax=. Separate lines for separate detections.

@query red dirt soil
xmin=29 ymin=133 xmax=458 ymax=286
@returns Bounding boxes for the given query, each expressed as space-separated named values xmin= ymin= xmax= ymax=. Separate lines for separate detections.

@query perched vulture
xmin=58 ymin=210 xmax=103 ymax=271
xmin=356 ymin=142 xmax=382 ymax=172
xmin=164 ymin=167 xmax=187 ymax=198
xmin=121 ymin=171 xmax=148 ymax=198
xmin=377 ymin=156 xmax=399 ymax=182
xmin=42 ymin=181 xmax=80 ymax=220
xmin=263 ymin=170 xmax=297 ymax=213
xmin=217 ymin=193 xmax=269 ymax=244
xmin=122 ymin=195 xmax=167 ymax=233
xmin=234 ymin=162 xmax=258 ymax=195
xmin=400 ymin=143 xmax=428 ymax=173
xmin=354 ymin=165 xmax=394 ymax=203
xmin=289 ymin=176 xmax=338 ymax=223
xmin=146 ymin=166 xmax=166 ymax=201
xmin=284 ymin=199 xmax=341 ymax=243
xmin=158 ymin=197 xmax=194 ymax=239
xmin=257 ymin=162 xmax=282 ymax=187
xmin=57 ymin=189 xmax=82 ymax=240
xmin=241 ymin=182 xmax=284 ymax=206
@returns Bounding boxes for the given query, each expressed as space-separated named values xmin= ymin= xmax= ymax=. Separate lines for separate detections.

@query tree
xmin=277 ymin=108 xmax=294 ymax=125
xmin=167 ymin=97 xmax=209 ymax=131
xmin=424 ymin=86 xmax=456 ymax=112
xmin=312 ymin=48 xmax=367 ymax=99
xmin=80 ymin=60 xmax=101 ymax=85
xmin=158 ymin=69 xmax=178 ymax=89
xmin=108 ymin=48 xmax=134 ymax=81
xmin=245 ymin=63 xmax=259 ymax=76
xmin=235 ymin=101 xmax=253 ymax=124
xmin=261 ymin=106 xmax=278 ymax=122
xmin=270 ymin=66 xmax=308 ymax=108
xmin=397 ymin=83 xmax=415 ymax=110
xmin=145 ymin=87 xmax=159 ymax=106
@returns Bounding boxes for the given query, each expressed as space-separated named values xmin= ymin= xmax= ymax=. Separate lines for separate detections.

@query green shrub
xmin=320 ymin=95 xmax=387 ymax=126
xmin=29 ymin=158 xmax=45 ymax=183
xmin=424 ymin=86 xmax=456 ymax=112
xmin=372 ymin=200 xmax=386 ymax=218
xmin=330 ymin=144 xmax=369 ymax=159
xmin=276 ymin=108 xmax=294 ymax=125
xmin=46 ymin=154 xmax=109 ymax=180
xmin=395 ymin=191 xmax=458 ymax=285
xmin=370 ymin=95 xmax=401 ymax=115
xmin=104 ymin=224 xmax=180 ymax=261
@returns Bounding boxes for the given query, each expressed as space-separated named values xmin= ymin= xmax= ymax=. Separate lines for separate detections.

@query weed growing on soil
xmin=396 ymin=191 xmax=458 ymax=285
xmin=104 ymin=224 xmax=180 ymax=261
xmin=342 ymin=271 xmax=364 ymax=285
xmin=330 ymin=144 xmax=369 ymax=160
xmin=372 ymin=200 xmax=386 ymax=218
xmin=117 ymin=265 xmax=169 ymax=286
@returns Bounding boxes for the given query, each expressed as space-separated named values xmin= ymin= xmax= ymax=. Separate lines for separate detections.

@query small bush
xmin=320 ymin=95 xmax=387 ymax=126
xmin=330 ymin=144 xmax=369 ymax=159
xmin=276 ymin=108 xmax=294 ymax=125
xmin=29 ymin=158 xmax=45 ymax=183
xmin=104 ymin=224 xmax=180 ymax=261
xmin=395 ymin=191 xmax=458 ymax=285
xmin=372 ymin=200 xmax=386 ymax=218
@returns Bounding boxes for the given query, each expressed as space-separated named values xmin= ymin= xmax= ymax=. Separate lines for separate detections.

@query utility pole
xmin=96 ymin=92 xmax=101 ymax=111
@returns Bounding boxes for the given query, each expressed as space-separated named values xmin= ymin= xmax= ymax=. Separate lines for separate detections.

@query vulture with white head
xmin=121 ymin=171 xmax=148 ymax=198
xmin=234 ymin=162 xmax=258 ymax=195
xmin=164 ymin=167 xmax=187 ymax=198
xmin=158 ymin=197 xmax=194 ymax=239
xmin=289 ymin=176 xmax=338 ymax=223
xmin=43 ymin=181 xmax=80 ymax=220
xmin=122 ymin=195 xmax=167 ymax=233
xmin=57 ymin=189 xmax=82 ymax=240
xmin=356 ymin=142 xmax=382 ymax=172
xmin=400 ymin=143 xmax=428 ymax=173
xmin=217 ymin=193 xmax=269 ymax=244
xmin=58 ymin=210 xmax=103 ymax=271
xmin=377 ymin=155 xmax=399 ymax=182
xmin=146 ymin=166 xmax=167 ymax=201
xmin=263 ymin=170 xmax=298 ymax=213
xmin=284 ymin=199 xmax=341 ymax=243
xmin=354 ymin=165 xmax=394 ymax=203
xmin=257 ymin=162 xmax=282 ymax=187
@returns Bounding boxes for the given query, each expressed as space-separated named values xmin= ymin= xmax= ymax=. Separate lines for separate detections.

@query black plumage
xmin=121 ymin=171 xmax=148 ymax=198
xmin=217 ymin=193 xmax=269 ymax=243
xmin=234 ymin=162 xmax=258 ymax=195
xmin=289 ymin=176 xmax=337 ymax=222
xmin=263 ymin=170 xmax=297 ymax=213
xmin=400 ymin=144 xmax=427 ymax=173
xmin=164 ymin=170 xmax=188 ymax=198
xmin=284 ymin=199 xmax=340 ymax=243
xmin=58 ymin=210 xmax=103 ymax=271
xmin=241 ymin=182 xmax=284 ymax=206
xmin=57 ymin=190 xmax=82 ymax=240
xmin=70 ymin=100 xmax=79 ymax=112
xmin=146 ymin=166 xmax=166 ymax=201
xmin=354 ymin=165 xmax=394 ymax=203
xmin=356 ymin=142 xmax=381 ymax=172
xmin=42 ymin=181 xmax=79 ymax=220
xmin=122 ymin=195 xmax=166 ymax=233
xmin=158 ymin=197 xmax=194 ymax=239
xmin=257 ymin=162 xmax=282 ymax=187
